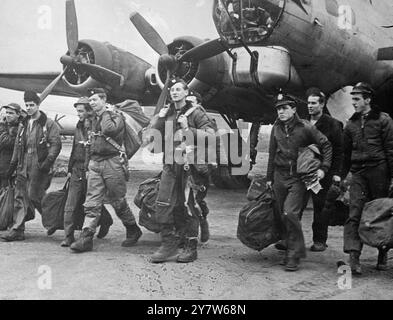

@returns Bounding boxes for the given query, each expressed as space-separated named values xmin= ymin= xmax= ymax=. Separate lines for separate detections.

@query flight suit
xmin=9 ymin=111 xmax=61 ymax=232
xmin=63 ymin=119 xmax=112 ymax=242
xmin=0 ymin=120 xmax=19 ymax=188
xmin=342 ymin=109 xmax=393 ymax=253
xmin=266 ymin=114 xmax=332 ymax=261
xmin=151 ymin=101 xmax=215 ymax=260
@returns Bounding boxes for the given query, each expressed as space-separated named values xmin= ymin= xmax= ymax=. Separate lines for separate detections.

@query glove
xmin=317 ymin=169 xmax=325 ymax=180
xmin=158 ymin=107 xmax=169 ymax=118
xmin=39 ymin=159 xmax=52 ymax=173
xmin=332 ymin=175 xmax=341 ymax=185
xmin=266 ymin=181 xmax=273 ymax=190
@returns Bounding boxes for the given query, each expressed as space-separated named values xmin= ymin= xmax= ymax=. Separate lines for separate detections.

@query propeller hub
xmin=60 ymin=55 xmax=75 ymax=66
xmin=159 ymin=54 xmax=177 ymax=73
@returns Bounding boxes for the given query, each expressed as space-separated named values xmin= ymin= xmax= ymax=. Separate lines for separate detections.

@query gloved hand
xmin=158 ymin=107 xmax=169 ymax=118
xmin=177 ymin=114 xmax=189 ymax=129
xmin=317 ymin=169 xmax=325 ymax=180
xmin=39 ymin=159 xmax=52 ymax=173
xmin=332 ymin=175 xmax=341 ymax=185
xmin=266 ymin=181 xmax=273 ymax=190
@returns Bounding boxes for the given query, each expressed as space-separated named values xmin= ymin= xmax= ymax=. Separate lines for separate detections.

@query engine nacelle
xmin=156 ymin=36 xmax=229 ymax=102
xmin=62 ymin=39 xmax=153 ymax=102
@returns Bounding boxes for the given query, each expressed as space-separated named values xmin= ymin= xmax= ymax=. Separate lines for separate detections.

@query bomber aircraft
xmin=1 ymin=0 xmax=393 ymax=188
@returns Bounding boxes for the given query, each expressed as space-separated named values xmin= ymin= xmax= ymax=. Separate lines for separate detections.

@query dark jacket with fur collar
xmin=11 ymin=111 xmax=61 ymax=172
xmin=310 ymin=114 xmax=344 ymax=178
xmin=267 ymin=114 xmax=332 ymax=182
xmin=343 ymin=109 xmax=393 ymax=177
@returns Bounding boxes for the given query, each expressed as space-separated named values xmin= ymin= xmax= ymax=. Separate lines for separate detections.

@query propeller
xmin=129 ymin=12 xmax=168 ymax=56
xmin=129 ymin=12 xmax=228 ymax=113
xmin=292 ymin=0 xmax=309 ymax=15
xmin=66 ymin=0 xmax=79 ymax=58
xmin=153 ymin=70 xmax=172 ymax=115
xmin=39 ymin=67 xmax=68 ymax=103
xmin=40 ymin=0 xmax=126 ymax=103
xmin=129 ymin=12 xmax=227 ymax=72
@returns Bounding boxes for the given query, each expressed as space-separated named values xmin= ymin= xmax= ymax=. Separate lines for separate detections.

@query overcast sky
xmin=0 ymin=0 xmax=218 ymax=108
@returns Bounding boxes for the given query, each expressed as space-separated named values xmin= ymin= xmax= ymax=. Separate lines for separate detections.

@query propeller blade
xmin=129 ymin=12 xmax=168 ymax=56
xmin=79 ymin=63 xmax=125 ymax=87
xmin=154 ymin=70 xmax=171 ymax=115
xmin=292 ymin=0 xmax=308 ymax=15
xmin=377 ymin=47 xmax=393 ymax=60
xmin=66 ymin=0 xmax=79 ymax=57
xmin=179 ymin=38 xmax=228 ymax=62
xmin=40 ymin=67 xmax=68 ymax=103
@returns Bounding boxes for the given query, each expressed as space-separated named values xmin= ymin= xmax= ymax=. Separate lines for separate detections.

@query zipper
xmin=245 ymin=202 xmax=263 ymax=224
xmin=284 ymin=125 xmax=292 ymax=175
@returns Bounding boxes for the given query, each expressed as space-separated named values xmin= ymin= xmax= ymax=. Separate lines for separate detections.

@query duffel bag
xmin=237 ymin=189 xmax=281 ymax=251
xmin=359 ymin=198 xmax=393 ymax=249
xmin=134 ymin=174 xmax=161 ymax=233
xmin=41 ymin=179 xmax=70 ymax=234
xmin=0 ymin=184 xmax=14 ymax=230
xmin=246 ymin=175 xmax=267 ymax=201
xmin=134 ymin=173 xmax=161 ymax=209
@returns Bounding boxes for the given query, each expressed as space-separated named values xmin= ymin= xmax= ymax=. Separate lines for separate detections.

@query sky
xmin=0 ymin=0 xmax=218 ymax=110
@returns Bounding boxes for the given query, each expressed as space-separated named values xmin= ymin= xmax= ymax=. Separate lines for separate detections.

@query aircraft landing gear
xmin=209 ymin=113 xmax=263 ymax=190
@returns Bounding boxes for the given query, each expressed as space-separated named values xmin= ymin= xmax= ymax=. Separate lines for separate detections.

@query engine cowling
xmin=62 ymin=39 xmax=153 ymax=102
xmin=156 ymin=36 xmax=229 ymax=102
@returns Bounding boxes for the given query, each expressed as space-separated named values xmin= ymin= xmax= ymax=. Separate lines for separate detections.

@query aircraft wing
xmin=0 ymin=72 xmax=78 ymax=98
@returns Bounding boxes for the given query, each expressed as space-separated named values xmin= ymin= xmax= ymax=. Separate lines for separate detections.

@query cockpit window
xmin=213 ymin=0 xmax=284 ymax=45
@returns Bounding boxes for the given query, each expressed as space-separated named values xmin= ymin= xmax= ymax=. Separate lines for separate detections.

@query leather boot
xmin=60 ymin=234 xmax=75 ymax=247
xmin=121 ymin=224 xmax=142 ymax=247
xmin=199 ymin=217 xmax=210 ymax=243
xmin=177 ymin=238 xmax=198 ymax=263
xmin=349 ymin=251 xmax=362 ymax=275
xmin=274 ymin=240 xmax=287 ymax=251
xmin=97 ymin=211 xmax=113 ymax=239
xmin=285 ymin=257 xmax=300 ymax=271
xmin=70 ymin=229 xmax=94 ymax=253
xmin=151 ymin=227 xmax=179 ymax=263
xmin=1 ymin=229 xmax=25 ymax=242
xmin=376 ymin=248 xmax=389 ymax=271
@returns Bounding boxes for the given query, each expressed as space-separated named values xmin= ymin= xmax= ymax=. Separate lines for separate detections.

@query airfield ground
xmin=1 ymin=139 xmax=393 ymax=300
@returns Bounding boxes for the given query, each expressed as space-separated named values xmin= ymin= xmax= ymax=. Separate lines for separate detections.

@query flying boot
xmin=199 ymin=216 xmax=210 ymax=244
xmin=97 ymin=209 xmax=113 ymax=239
xmin=121 ymin=223 xmax=142 ymax=247
xmin=177 ymin=237 xmax=198 ymax=263
xmin=349 ymin=251 xmax=362 ymax=275
xmin=151 ymin=226 xmax=179 ymax=263
xmin=376 ymin=248 xmax=389 ymax=271
xmin=60 ymin=233 xmax=75 ymax=247
xmin=1 ymin=229 xmax=25 ymax=242
xmin=70 ymin=228 xmax=94 ymax=253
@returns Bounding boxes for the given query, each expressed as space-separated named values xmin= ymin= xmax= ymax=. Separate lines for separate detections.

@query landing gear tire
xmin=211 ymin=165 xmax=250 ymax=189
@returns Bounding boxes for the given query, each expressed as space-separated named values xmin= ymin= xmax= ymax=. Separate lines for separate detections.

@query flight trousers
xmin=344 ymin=162 xmax=390 ymax=253
xmin=273 ymin=170 xmax=307 ymax=259
xmin=83 ymin=157 xmax=136 ymax=233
